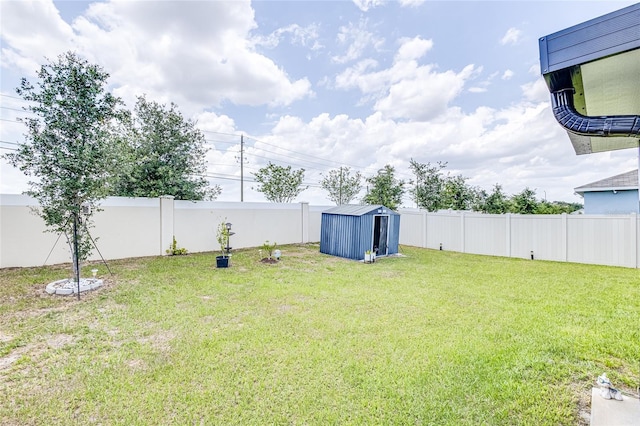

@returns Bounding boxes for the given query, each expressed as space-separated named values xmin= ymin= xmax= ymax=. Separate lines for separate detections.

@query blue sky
xmin=1 ymin=0 xmax=638 ymax=205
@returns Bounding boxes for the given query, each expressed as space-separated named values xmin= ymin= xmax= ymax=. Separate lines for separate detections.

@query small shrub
xmin=217 ymin=220 xmax=231 ymax=257
xmin=262 ymin=240 xmax=277 ymax=259
xmin=166 ymin=236 xmax=188 ymax=256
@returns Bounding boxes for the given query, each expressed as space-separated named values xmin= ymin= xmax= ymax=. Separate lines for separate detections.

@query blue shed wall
xmin=320 ymin=210 xmax=400 ymax=260
xmin=320 ymin=213 xmax=373 ymax=260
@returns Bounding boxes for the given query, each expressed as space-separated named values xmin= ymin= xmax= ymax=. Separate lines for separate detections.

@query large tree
xmin=111 ymin=96 xmax=220 ymax=200
xmin=320 ymin=166 xmax=363 ymax=205
xmin=363 ymin=164 xmax=405 ymax=211
xmin=440 ymin=174 xmax=477 ymax=211
xmin=253 ymin=162 xmax=307 ymax=202
xmin=4 ymin=51 xmax=123 ymax=272
xmin=482 ymin=184 xmax=510 ymax=214
xmin=510 ymin=187 xmax=538 ymax=214
xmin=409 ymin=159 xmax=447 ymax=211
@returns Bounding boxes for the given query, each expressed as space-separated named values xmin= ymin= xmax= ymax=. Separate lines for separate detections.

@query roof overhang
xmin=574 ymin=186 xmax=636 ymax=196
xmin=539 ymin=3 xmax=640 ymax=155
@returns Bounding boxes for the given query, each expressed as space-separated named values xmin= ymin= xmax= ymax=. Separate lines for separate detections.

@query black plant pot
xmin=216 ymin=256 xmax=229 ymax=268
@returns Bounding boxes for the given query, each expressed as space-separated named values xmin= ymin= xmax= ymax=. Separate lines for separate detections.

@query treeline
xmin=315 ymin=162 xmax=582 ymax=214
xmin=407 ymin=160 xmax=582 ymax=214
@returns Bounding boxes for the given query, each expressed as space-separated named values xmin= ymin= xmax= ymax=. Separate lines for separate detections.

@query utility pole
xmin=240 ymin=134 xmax=244 ymax=202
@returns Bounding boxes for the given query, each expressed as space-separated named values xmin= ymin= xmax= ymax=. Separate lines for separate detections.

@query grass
xmin=1 ymin=244 xmax=639 ymax=425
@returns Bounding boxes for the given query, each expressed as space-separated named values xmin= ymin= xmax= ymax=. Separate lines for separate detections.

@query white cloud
xmin=521 ymin=77 xmax=551 ymax=103
xmin=398 ymin=0 xmax=426 ymax=7
xmin=0 ymin=0 xmax=74 ymax=75
xmin=500 ymin=27 xmax=522 ymax=45
xmin=1 ymin=0 xmax=313 ymax=111
xmin=195 ymin=112 xmax=237 ymax=135
xmin=353 ymin=0 xmax=425 ymax=12
xmin=395 ymin=36 xmax=433 ymax=62
xmin=352 ymin=0 xmax=387 ymax=12
xmin=332 ymin=19 xmax=384 ymax=64
xmin=252 ymin=23 xmax=322 ymax=50
xmin=335 ymin=37 xmax=477 ymax=121
xmin=502 ymin=69 xmax=514 ymax=80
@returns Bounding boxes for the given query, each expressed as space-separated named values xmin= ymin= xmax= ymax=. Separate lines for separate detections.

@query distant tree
xmin=253 ymin=162 xmax=308 ymax=202
xmin=3 ymin=51 xmax=123 ymax=281
xmin=110 ymin=96 xmax=220 ymax=200
xmin=409 ymin=159 xmax=447 ymax=211
xmin=321 ymin=166 xmax=362 ymax=205
xmin=469 ymin=186 xmax=488 ymax=212
xmin=510 ymin=187 xmax=538 ymax=214
xmin=441 ymin=174 xmax=477 ymax=211
xmin=482 ymin=184 xmax=510 ymax=214
xmin=535 ymin=200 xmax=582 ymax=214
xmin=363 ymin=164 xmax=405 ymax=211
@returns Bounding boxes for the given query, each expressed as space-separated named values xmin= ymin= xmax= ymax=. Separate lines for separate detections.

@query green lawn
xmin=1 ymin=244 xmax=638 ymax=425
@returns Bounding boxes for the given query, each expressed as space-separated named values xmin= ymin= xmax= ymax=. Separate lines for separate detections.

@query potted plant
xmin=364 ymin=250 xmax=373 ymax=263
xmin=216 ymin=220 xmax=232 ymax=268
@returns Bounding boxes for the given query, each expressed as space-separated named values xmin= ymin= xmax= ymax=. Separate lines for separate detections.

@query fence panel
xmin=398 ymin=210 xmax=425 ymax=248
xmin=464 ymin=214 xmax=508 ymax=257
xmin=426 ymin=213 xmax=462 ymax=251
xmin=510 ymin=215 xmax=565 ymax=261
xmin=92 ymin=197 xmax=161 ymax=261
xmin=567 ymin=215 xmax=637 ymax=268
xmin=174 ymin=201 xmax=306 ymax=254
xmin=0 ymin=195 xmax=70 ymax=267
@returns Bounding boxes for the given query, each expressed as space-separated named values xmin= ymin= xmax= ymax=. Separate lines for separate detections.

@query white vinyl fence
xmin=398 ymin=209 xmax=640 ymax=269
xmin=0 ymin=195 xmax=324 ymax=268
xmin=1 ymin=195 xmax=639 ymax=269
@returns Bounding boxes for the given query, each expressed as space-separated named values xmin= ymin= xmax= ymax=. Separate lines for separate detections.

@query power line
xmin=0 ymin=118 xmax=25 ymax=124
xmin=245 ymin=134 xmax=367 ymax=170
xmin=0 ymin=105 xmax=33 ymax=114
xmin=200 ymin=130 xmax=371 ymax=172
xmin=0 ymin=93 xmax=26 ymax=101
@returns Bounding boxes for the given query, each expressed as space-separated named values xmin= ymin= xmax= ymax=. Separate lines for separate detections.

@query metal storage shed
xmin=320 ymin=205 xmax=400 ymax=261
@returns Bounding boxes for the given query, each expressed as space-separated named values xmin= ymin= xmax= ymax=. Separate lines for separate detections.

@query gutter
xmin=551 ymin=88 xmax=640 ymax=138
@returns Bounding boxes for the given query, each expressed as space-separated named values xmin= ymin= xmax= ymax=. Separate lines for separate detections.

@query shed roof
xmin=323 ymin=204 xmax=397 ymax=216
xmin=574 ymin=169 xmax=638 ymax=194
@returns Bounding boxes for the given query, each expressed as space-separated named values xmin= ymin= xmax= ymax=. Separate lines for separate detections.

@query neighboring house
xmin=574 ymin=170 xmax=639 ymax=214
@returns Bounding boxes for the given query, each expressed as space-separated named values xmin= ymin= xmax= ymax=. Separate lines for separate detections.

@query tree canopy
xmin=110 ymin=96 xmax=220 ymax=201
xmin=320 ymin=166 xmax=363 ymax=205
xmin=363 ymin=164 xmax=405 ymax=211
xmin=253 ymin=162 xmax=308 ymax=203
xmin=409 ymin=159 xmax=446 ymax=211
xmin=4 ymin=51 xmax=123 ymax=264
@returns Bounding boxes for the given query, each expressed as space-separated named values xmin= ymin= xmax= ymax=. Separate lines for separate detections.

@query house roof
xmin=574 ymin=169 xmax=638 ymax=194
xmin=323 ymin=204 xmax=397 ymax=216
xmin=539 ymin=3 xmax=640 ymax=155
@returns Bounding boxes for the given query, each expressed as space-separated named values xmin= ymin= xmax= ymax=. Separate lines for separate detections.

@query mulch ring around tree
xmin=260 ymin=258 xmax=279 ymax=264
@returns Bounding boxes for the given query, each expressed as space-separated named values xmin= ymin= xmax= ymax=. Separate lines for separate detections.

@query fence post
xmin=422 ymin=210 xmax=428 ymax=248
xmin=561 ymin=213 xmax=568 ymax=263
xmin=631 ymin=212 xmax=638 ymax=269
xmin=505 ymin=213 xmax=511 ymax=258
xmin=160 ymin=196 xmax=175 ymax=255
xmin=300 ymin=202 xmax=309 ymax=243
xmin=460 ymin=211 xmax=466 ymax=253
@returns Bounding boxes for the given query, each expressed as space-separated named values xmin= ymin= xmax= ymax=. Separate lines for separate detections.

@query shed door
xmin=373 ymin=215 xmax=389 ymax=256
